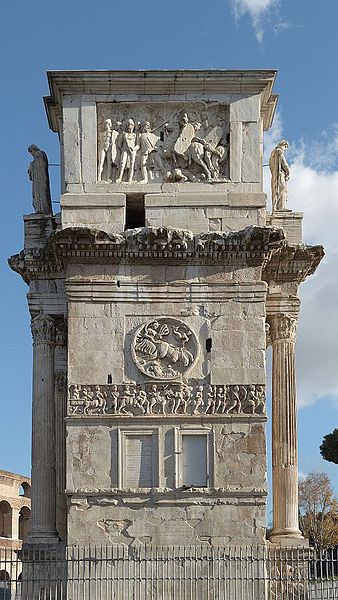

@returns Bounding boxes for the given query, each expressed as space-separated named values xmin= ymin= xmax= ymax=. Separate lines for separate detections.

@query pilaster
xmin=54 ymin=320 xmax=67 ymax=543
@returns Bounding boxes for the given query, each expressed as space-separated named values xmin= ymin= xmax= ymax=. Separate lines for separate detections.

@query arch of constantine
xmin=8 ymin=69 xmax=324 ymax=597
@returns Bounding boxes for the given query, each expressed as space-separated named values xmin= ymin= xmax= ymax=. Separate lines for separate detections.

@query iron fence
xmin=1 ymin=544 xmax=337 ymax=599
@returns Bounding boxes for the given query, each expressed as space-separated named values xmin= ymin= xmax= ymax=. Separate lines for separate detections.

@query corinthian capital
xmin=31 ymin=314 xmax=56 ymax=344
xmin=268 ymin=313 xmax=297 ymax=343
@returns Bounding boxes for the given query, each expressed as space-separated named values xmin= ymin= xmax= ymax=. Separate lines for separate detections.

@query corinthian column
xmin=26 ymin=314 xmax=59 ymax=545
xmin=268 ymin=313 xmax=304 ymax=543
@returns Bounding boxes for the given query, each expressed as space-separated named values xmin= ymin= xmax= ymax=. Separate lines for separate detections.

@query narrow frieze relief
xmin=68 ymin=383 xmax=266 ymax=417
xmin=131 ymin=318 xmax=199 ymax=381
xmin=97 ymin=102 xmax=230 ymax=184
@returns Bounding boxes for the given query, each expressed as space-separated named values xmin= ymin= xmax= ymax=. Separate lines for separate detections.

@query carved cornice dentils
xmin=48 ymin=225 xmax=285 ymax=265
xmin=31 ymin=314 xmax=56 ymax=344
xmin=268 ymin=313 xmax=297 ymax=344
xmin=263 ymin=242 xmax=324 ymax=284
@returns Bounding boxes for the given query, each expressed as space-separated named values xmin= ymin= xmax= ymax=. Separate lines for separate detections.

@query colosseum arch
xmin=0 ymin=501 xmax=12 ymax=538
xmin=19 ymin=481 xmax=31 ymax=499
xmin=18 ymin=506 xmax=31 ymax=541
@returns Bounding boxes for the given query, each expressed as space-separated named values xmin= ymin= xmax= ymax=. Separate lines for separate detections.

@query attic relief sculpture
xmin=97 ymin=102 xmax=229 ymax=184
xmin=131 ymin=318 xmax=199 ymax=380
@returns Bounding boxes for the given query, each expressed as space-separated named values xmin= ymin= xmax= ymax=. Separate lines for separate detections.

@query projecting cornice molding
xmin=44 ymin=69 xmax=278 ymax=132
xmin=262 ymin=242 xmax=324 ymax=284
xmin=46 ymin=225 xmax=285 ymax=267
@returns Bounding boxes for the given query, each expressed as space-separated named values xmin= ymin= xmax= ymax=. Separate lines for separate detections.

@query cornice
xmin=262 ymin=242 xmax=324 ymax=285
xmin=47 ymin=225 xmax=285 ymax=267
xmin=44 ymin=69 xmax=278 ymax=132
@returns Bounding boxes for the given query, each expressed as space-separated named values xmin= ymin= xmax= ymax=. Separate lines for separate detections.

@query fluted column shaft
xmin=269 ymin=313 xmax=303 ymax=542
xmin=27 ymin=314 xmax=59 ymax=544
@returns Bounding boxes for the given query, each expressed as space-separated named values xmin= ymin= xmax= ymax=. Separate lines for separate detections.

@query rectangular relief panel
xmin=97 ymin=102 xmax=230 ymax=184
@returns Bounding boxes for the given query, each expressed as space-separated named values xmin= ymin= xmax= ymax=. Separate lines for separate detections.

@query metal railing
xmin=1 ymin=544 xmax=337 ymax=599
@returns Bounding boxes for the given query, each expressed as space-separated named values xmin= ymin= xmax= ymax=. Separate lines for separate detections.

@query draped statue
xmin=28 ymin=145 xmax=52 ymax=215
xmin=269 ymin=140 xmax=290 ymax=212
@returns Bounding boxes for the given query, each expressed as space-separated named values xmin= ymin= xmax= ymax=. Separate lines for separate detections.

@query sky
xmin=0 ymin=0 xmax=337 ymax=510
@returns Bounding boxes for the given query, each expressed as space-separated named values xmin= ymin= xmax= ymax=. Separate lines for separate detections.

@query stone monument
xmin=9 ymin=71 xmax=323 ymax=560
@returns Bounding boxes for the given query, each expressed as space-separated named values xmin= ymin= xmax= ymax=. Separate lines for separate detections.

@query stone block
xmin=63 ymin=95 xmax=82 ymax=184
xmin=267 ymin=210 xmax=303 ymax=244
xmin=230 ymin=94 xmax=260 ymax=122
xmin=242 ymin=122 xmax=261 ymax=183
xmin=61 ymin=193 xmax=126 ymax=233
xmin=81 ymin=101 xmax=97 ymax=185
xmin=230 ymin=121 xmax=242 ymax=182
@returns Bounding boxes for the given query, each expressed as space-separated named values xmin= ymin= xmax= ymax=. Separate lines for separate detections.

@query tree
xmin=320 ymin=428 xmax=338 ymax=464
xmin=298 ymin=472 xmax=338 ymax=552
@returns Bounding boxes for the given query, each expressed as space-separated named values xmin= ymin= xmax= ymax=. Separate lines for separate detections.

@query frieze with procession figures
xmin=68 ymin=383 xmax=265 ymax=417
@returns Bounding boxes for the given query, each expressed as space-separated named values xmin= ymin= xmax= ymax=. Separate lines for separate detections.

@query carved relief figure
xmin=116 ymin=119 xmax=139 ymax=183
xmin=193 ymin=386 xmax=204 ymax=414
xmin=27 ymin=145 xmax=52 ymax=215
xmin=269 ymin=140 xmax=290 ymax=211
xmin=138 ymin=121 xmax=164 ymax=183
xmin=132 ymin=318 xmax=198 ymax=381
xmin=97 ymin=119 xmax=113 ymax=181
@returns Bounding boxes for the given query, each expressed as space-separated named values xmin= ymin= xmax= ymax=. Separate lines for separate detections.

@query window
xmin=175 ymin=428 xmax=213 ymax=488
xmin=118 ymin=428 xmax=159 ymax=488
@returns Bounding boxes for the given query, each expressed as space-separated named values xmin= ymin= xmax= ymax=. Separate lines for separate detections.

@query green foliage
xmin=320 ymin=428 xmax=338 ymax=465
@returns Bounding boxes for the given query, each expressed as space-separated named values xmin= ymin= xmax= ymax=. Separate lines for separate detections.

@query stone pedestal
xmin=268 ymin=313 xmax=303 ymax=543
xmin=26 ymin=314 xmax=59 ymax=545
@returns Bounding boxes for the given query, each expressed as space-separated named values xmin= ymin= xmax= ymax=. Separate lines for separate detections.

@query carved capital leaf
xmin=268 ymin=313 xmax=297 ymax=343
xmin=31 ymin=314 xmax=56 ymax=343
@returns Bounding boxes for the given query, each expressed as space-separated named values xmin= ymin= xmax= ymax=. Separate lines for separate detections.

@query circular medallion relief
xmin=131 ymin=318 xmax=199 ymax=381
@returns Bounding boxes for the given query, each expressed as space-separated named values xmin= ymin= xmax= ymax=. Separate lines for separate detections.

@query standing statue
xmin=269 ymin=140 xmax=290 ymax=211
xmin=27 ymin=145 xmax=52 ymax=215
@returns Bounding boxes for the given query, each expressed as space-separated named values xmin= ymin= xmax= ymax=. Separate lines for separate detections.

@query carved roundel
xmin=131 ymin=318 xmax=199 ymax=381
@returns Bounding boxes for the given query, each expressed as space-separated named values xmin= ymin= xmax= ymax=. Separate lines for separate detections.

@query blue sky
xmin=0 ymin=0 xmax=337 ymax=507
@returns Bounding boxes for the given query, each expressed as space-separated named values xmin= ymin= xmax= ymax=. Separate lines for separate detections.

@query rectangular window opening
xmin=125 ymin=194 xmax=145 ymax=230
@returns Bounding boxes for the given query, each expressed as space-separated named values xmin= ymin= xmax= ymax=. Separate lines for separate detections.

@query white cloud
xmin=231 ymin=0 xmax=280 ymax=42
xmin=264 ymin=117 xmax=338 ymax=408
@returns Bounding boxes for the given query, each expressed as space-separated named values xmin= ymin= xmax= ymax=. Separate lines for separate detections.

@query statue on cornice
xmin=269 ymin=139 xmax=290 ymax=212
xmin=28 ymin=145 xmax=52 ymax=215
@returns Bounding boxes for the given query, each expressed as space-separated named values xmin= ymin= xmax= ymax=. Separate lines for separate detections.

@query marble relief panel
xmin=97 ymin=102 xmax=230 ymax=184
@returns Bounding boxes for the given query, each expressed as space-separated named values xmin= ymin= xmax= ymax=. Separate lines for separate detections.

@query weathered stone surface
xmin=8 ymin=70 xmax=324 ymax=557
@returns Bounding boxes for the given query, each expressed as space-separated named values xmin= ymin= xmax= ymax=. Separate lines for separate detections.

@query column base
xmin=268 ymin=528 xmax=308 ymax=547
xmin=25 ymin=528 xmax=60 ymax=546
